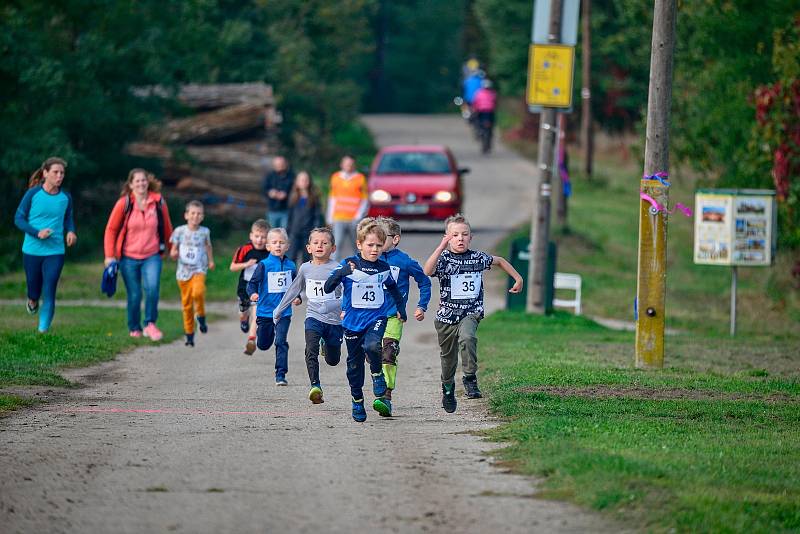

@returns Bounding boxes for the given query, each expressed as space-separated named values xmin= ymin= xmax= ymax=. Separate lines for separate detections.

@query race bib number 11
xmin=306 ymin=279 xmax=334 ymax=301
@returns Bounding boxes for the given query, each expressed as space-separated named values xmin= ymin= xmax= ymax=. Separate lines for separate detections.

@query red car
xmin=367 ymin=145 xmax=468 ymax=220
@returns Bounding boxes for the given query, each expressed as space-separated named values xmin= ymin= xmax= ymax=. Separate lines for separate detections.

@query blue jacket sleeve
xmin=63 ymin=192 xmax=76 ymax=234
xmin=324 ymin=260 xmax=352 ymax=294
xmin=383 ymin=273 xmax=407 ymax=321
xmin=14 ymin=188 xmax=40 ymax=237
xmin=409 ymin=259 xmax=432 ymax=311
xmin=246 ymin=262 xmax=265 ymax=298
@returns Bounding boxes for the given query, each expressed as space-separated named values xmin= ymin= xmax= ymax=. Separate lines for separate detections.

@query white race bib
xmin=390 ymin=265 xmax=400 ymax=281
xmin=268 ymin=270 xmax=291 ymax=293
xmin=179 ymin=244 xmax=201 ymax=266
xmin=306 ymin=279 xmax=334 ymax=302
xmin=243 ymin=263 xmax=257 ymax=281
xmin=451 ymin=272 xmax=481 ymax=300
xmin=352 ymin=281 xmax=384 ymax=309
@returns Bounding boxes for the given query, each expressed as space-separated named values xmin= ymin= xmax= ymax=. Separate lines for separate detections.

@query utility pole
xmin=555 ymin=113 xmax=568 ymax=226
xmin=635 ymin=0 xmax=677 ymax=368
xmin=580 ymin=0 xmax=593 ymax=178
xmin=527 ymin=0 xmax=563 ymax=313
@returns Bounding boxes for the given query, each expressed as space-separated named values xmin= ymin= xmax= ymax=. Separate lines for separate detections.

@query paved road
xmin=0 ymin=115 xmax=619 ymax=533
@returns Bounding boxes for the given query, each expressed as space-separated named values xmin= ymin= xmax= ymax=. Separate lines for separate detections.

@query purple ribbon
xmin=640 ymin=191 xmax=693 ymax=217
xmin=643 ymin=172 xmax=670 ymax=187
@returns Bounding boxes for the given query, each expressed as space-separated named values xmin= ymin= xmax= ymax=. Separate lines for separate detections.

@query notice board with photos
xmin=693 ymin=189 xmax=776 ymax=266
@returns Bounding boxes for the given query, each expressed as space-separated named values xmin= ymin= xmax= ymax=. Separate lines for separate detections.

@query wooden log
xmin=144 ymin=103 xmax=268 ymax=144
xmin=175 ymin=177 xmax=264 ymax=205
xmin=132 ymin=83 xmax=275 ymax=110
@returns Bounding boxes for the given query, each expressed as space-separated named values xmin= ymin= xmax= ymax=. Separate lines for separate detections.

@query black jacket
xmin=262 ymin=169 xmax=295 ymax=212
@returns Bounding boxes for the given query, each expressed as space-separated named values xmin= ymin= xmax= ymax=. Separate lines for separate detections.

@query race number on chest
xmin=179 ymin=244 xmax=201 ymax=266
xmin=268 ymin=270 xmax=291 ymax=293
xmin=352 ymin=281 xmax=384 ymax=309
xmin=306 ymin=279 xmax=334 ymax=301
xmin=451 ymin=272 xmax=481 ymax=300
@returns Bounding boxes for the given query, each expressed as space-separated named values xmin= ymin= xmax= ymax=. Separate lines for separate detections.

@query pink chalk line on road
xmin=55 ymin=406 xmax=331 ymax=417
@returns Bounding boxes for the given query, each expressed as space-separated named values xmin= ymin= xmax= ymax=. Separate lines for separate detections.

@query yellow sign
xmin=526 ymin=44 xmax=575 ymax=108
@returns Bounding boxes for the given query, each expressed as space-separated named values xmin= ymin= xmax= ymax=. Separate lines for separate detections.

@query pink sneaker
xmin=143 ymin=323 xmax=163 ymax=341
xmin=129 ymin=330 xmax=143 ymax=338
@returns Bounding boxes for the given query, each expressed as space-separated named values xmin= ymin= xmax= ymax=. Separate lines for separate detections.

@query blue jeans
xmin=267 ymin=210 xmax=288 ymax=230
xmin=257 ymin=316 xmax=291 ymax=379
xmin=344 ymin=318 xmax=386 ymax=400
xmin=305 ymin=317 xmax=343 ymax=386
xmin=119 ymin=254 xmax=162 ymax=332
xmin=23 ymin=253 xmax=65 ymax=333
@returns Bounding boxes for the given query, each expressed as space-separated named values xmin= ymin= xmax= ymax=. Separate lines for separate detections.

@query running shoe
xmin=442 ymin=383 xmax=457 ymax=413
xmin=129 ymin=330 xmax=143 ymax=338
xmin=351 ymin=398 xmax=367 ymax=422
xmin=197 ymin=316 xmax=208 ymax=334
xmin=244 ymin=337 xmax=256 ymax=355
xmin=275 ymin=376 xmax=288 ymax=386
xmin=240 ymin=319 xmax=249 ymax=333
xmin=26 ymin=300 xmax=39 ymax=315
xmin=185 ymin=333 xmax=195 ymax=347
xmin=371 ymin=372 xmax=387 ymax=398
xmin=308 ymin=385 xmax=324 ymax=404
xmin=463 ymin=374 xmax=483 ymax=399
xmin=373 ymin=397 xmax=392 ymax=417
xmin=143 ymin=323 xmax=163 ymax=341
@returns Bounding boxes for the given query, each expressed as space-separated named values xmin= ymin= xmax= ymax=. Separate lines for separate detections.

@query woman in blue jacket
xmin=14 ymin=157 xmax=77 ymax=333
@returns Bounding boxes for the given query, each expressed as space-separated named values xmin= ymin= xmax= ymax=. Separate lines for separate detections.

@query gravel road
xmin=0 ymin=114 xmax=620 ymax=533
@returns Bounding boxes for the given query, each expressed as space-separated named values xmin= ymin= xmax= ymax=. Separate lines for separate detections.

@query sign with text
xmin=526 ymin=44 xmax=575 ymax=108
xmin=694 ymin=189 xmax=776 ymax=266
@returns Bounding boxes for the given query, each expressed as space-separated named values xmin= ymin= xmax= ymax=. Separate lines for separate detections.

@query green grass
xmin=0 ymin=305 xmax=185 ymax=412
xmin=481 ymin=311 xmax=800 ymax=533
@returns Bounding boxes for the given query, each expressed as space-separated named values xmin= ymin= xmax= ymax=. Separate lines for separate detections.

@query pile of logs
xmin=126 ymin=82 xmax=281 ymax=216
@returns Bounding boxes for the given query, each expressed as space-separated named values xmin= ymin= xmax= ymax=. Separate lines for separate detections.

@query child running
xmin=324 ymin=220 xmax=407 ymax=422
xmin=247 ymin=228 xmax=297 ymax=385
xmin=377 ymin=217 xmax=431 ymax=402
xmin=169 ymin=200 xmax=215 ymax=347
xmin=230 ymin=219 xmax=270 ymax=355
xmin=273 ymin=227 xmax=343 ymax=404
xmin=423 ymin=214 xmax=523 ymax=413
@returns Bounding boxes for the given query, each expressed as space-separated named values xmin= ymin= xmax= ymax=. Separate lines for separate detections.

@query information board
xmin=694 ymin=190 xmax=776 ymax=266
xmin=526 ymin=44 xmax=575 ymax=108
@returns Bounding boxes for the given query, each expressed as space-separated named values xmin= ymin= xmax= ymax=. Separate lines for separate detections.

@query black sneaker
xmin=197 ymin=316 xmax=208 ymax=334
xmin=442 ymin=383 xmax=457 ymax=413
xmin=185 ymin=333 xmax=195 ymax=347
xmin=463 ymin=375 xmax=482 ymax=399
xmin=240 ymin=319 xmax=249 ymax=333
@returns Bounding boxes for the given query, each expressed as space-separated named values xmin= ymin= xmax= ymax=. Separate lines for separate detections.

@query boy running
xmin=377 ymin=217 xmax=431 ymax=402
xmin=324 ymin=220 xmax=407 ymax=422
xmin=230 ymin=219 xmax=270 ymax=355
xmin=169 ymin=200 xmax=215 ymax=347
xmin=247 ymin=228 xmax=297 ymax=385
xmin=273 ymin=227 xmax=343 ymax=404
xmin=423 ymin=214 xmax=523 ymax=413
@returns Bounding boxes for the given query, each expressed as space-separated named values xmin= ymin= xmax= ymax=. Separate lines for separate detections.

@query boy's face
xmin=250 ymin=228 xmax=268 ymax=250
xmin=185 ymin=206 xmax=204 ymax=228
xmin=382 ymin=232 xmax=401 ymax=252
xmin=446 ymin=222 xmax=471 ymax=253
xmin=356 ymin=232 xmax=385 ymax=262
xmin=306 ymin=231 xmax=335 ymax=260
xmin=268 ymin=232 xmax=289 ymax=257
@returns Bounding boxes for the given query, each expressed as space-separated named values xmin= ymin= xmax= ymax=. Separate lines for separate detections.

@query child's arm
xmin=324 ymin=260 xmax=353 ymax=294
xmin=205 ymin=239 xmax=215 ymax=270
xmin=246 ymin=262 xmax=265 ymax=301
xmin=423 ymin=235 xmax=452 ymax=276
xmin=408 ymin=258 xmax=432 ymax=321
xmin=273 ymin=265 xmax=305 ymax=321
xmin=169 ymin=243 xmax=179 ymax=260
xmin=229 ymin=245 xmax=256 ymax=272
xmin=492 ymin=255 xmax=524 ymax=293
xmin=384 ymin=276 xmax=408 ymax=322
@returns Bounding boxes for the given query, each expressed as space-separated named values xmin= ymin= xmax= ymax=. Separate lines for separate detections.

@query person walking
xmin=103 ymin=168 xmax=173 ymax=340
xmin=14 ymin=157 xmax=77 ymax=333
xmin=262 ymin=156 xmax=295 ymax=229
xmin=286 ymin=171 xmax=323 ymax=265
xmin=326 ymin=154 xmax=368 ymax=260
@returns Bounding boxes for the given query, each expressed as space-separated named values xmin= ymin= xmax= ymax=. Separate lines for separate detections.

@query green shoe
xmin=308 ymin=386 xmax=324 ymax=404
xmin=373 ymin=397 xmax=392 ymax=417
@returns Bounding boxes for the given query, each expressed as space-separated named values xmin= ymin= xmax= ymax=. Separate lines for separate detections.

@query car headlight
xmin=433 ymin=191 xmax=455 ymax=203
xmin=370 ymin=189 xmax=392 ymax=203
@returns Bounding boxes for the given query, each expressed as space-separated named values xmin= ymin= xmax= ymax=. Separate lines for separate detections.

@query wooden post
xmin=556 ymin=113 xmax=568 ymax=226
xmin=580 ymin=0 xmax=593 ymax=178
xmin=635 ymin=0 xmax=677 ymax=368
xmin=527 ymin=0 xmax=564 ymax=313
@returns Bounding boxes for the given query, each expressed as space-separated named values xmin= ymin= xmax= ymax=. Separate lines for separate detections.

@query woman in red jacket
xmin=104 ymin=169 xmax=173 ymax=340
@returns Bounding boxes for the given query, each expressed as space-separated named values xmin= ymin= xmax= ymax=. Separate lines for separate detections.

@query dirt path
xmin=0 ymin=115 xmax=620 ymax=533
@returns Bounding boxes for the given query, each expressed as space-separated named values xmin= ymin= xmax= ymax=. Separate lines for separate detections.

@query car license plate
xmin=395 ymin=204 xmax=429 ymax=214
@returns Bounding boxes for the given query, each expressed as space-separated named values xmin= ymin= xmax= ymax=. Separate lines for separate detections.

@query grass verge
xmin=0 ymin=305 xmax=185 ymax=412
xmin=481 ymin=310 xmax=800 ymax=532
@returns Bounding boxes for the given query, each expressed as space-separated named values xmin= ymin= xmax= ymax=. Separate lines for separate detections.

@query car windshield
xmin=376 ymin=152 xmax=451 ymax=174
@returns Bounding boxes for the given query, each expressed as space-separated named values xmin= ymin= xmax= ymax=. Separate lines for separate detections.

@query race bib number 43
xmin=451 ymin=272 xmax=481 ymax=300
xmin=306 ymin=279 xmax=334 ymax=301
xmin=352 ymin=282 xmax=384 ymax=309
xmin=268 ymin=270 xmax=291 ymax=293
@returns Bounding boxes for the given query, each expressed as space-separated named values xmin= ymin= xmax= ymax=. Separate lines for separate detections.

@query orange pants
xmin=178 ymin=273 xmax=206 ymax=334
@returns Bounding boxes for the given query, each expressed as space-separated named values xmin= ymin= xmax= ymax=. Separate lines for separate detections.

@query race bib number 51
xmin=451 ymin=272 xmax=481 ymax=300
xmin=268 ymin=270 xmax=291 ymax=293
xmin=352 ymin=282 xmax=384 ymax=309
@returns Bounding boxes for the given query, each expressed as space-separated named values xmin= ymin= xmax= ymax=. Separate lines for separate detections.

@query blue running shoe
xmin=352 ymin=398 xmax=367 ymax=422
xmin=371 ymin=372 xmax=387 ymax=398
xmin=373 ymin=397 xmax=392 ymax=417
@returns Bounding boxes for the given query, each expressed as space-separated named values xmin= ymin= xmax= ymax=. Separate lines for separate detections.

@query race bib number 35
xmin=352 ymin=282 xmax=384 ymax=309
xmin=451 ymin=272 xmax=481 ymax=300
xmin=306 ymin=279 xmax=334 ymax=301
xmin=268 ymin=270 xmax=291 ymax=293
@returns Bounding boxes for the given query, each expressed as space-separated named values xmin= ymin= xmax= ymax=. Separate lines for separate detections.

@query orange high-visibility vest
xmin=329 ymin=171 xmax=367 ymax=222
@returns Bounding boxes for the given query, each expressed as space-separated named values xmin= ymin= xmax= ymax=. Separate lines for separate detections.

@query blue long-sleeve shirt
xmin=382 ymin=248 xmax=431 ymax=316
xmin=246 ymin=254 xmax=297 ymax=318
xmin=14 ymin=185 xmax=75 ymax=256
xmin=324 ymin=255 xmax=407 ymax=332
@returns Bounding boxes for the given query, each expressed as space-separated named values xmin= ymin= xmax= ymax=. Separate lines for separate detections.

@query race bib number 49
xmin=352 ymin=282 xmax=384 ymax=309
xmin=268 ymin=270 xmax=291 ymax=293
xmin=179 ymin=244 xmax=201 ymax=266
xmin=451 ymin=272 xmax=481 ymax=300
xmin=306 ymin=279 xmax=334 ymax=301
